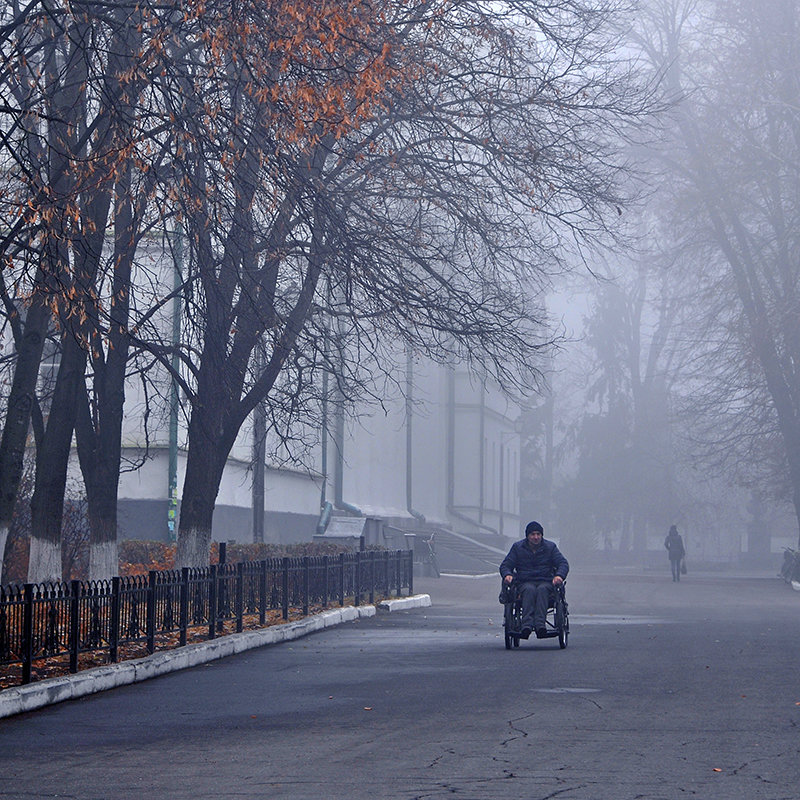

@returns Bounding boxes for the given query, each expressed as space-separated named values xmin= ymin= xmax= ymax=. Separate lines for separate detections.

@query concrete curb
xmin=376 ymin=594 xmax=432 ymax=611
xmin=0 ymin=594 xmax=431 ymax=720
xmin=439 ymin=572 xmax=496 ymax=579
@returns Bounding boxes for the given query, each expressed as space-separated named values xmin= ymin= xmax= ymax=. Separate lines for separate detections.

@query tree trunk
xmin=74 ymin=163 xmax=137 ymax=581
xmin=27 ymin=183 xmax=111 ymax=583
xmin=87 ymin=518 xmax=118 ymax=580
xmin=25 ymin=8 xmax=103 ymax=584
xmin=0 ymin=524 xmax=9 ymax=583
xmin=632 ymin=517 xmax=647 ymax=559
xmin=619 ymin=515 xmax=632 ymax=553
xmin=28 ymin=334 xmax=87 ymax=583
xmin=0 ymin=298 xmax=50 ymax=583
xmin=176 ymin=388 xmax=231 ymax=567
xmin=75 ymin=388 xmax=123 ymax=582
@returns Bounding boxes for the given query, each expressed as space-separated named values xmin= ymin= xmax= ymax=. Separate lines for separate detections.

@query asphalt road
xmin=1 ymin=567 xmax=799 ymax=800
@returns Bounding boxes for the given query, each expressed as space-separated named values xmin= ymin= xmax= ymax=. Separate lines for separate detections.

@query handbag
xmin=681 ymin=558 xmax=687 ymax=575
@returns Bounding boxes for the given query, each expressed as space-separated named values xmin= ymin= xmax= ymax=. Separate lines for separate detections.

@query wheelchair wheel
xmin=555 ymin=595 xmax=569 ymax=649
xmin=503 ymin=595 xmax=521 ymax=649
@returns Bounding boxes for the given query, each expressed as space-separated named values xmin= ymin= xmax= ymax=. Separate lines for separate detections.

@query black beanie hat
xmin=525 ymin=520 xmax=544 ymax=535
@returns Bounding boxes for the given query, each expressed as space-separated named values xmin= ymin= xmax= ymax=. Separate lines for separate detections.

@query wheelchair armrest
xmin=498 ymin=580 xmax=517 ymax=604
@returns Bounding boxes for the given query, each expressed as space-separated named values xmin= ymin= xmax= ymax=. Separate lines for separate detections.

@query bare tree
xmin=634 ymin=0 xmax=800 ymax=546
xmin=561 ymin=254 xmax=688 ymax=553
xmin=0 ymin=1 xmax=164 ymax=581
xmin=158 ymin=0 xmax=651 ymax=566
xmin=0 ymin=1 xmax=111 ymax=582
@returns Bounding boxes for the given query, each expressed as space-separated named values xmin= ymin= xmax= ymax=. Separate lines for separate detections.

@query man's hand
xmin=552 ymin=575 xmax=564 ymax=586
xmin=503 ymin=574 xmax=514 ymax=585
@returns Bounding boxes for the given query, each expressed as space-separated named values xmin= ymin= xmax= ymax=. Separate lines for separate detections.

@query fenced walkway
xmin=0 ymin=550 xmax=414 ymax=687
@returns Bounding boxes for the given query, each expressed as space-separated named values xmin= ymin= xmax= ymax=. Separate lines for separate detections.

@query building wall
xmin=336 ymin=394 xmax=409 ymax=520
xmin=66 ymin=446 xmax=320 ymax=544
xmin=29 ymin=343 xmax=521 ymax=549
xmin=408 ymin=359 xmax=450 ymax=526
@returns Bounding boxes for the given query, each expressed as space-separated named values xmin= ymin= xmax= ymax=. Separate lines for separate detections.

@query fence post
xmin=69 ymin=580 xmax=80 ymax=674
xmin=217 ymin=564 xmax=226 ymax=633
xmin=281 ymin=557 xmax=289 ymax=620
xmin=179 ymin=568 xmax=189 ymax=647
xmin=110 ymin=577 xmax=120 ymax=663
xmin=354 ymin=551 xmax=361 ymax=607
xmin=259 ymin=561 xmax=267 ymax=626
xmin=367 ymin=551 xmax=374 ymax=605
xmin=338 ymin=553 xmax=345 ymax=607
xmin=322 ymin=555 xmax=329 ymax=609
xmin=146 ymin=571 xmax=157 ymax=654
xmin=235 ymin=563 xmax=244 ymax=633
xmin=21 ymin=584 xmax=33 ymax=685
xmin=302 ymin=557 xmax=310 ymax=616
xmin=395 ymin=550 xmax=402 ymax=597
xmin=208 ymin=565 xmax=218 ymax=640
xmin=408 ymin=550 xmax=414 ymax=595
xmin=384 ymin=551 xmax=390 ymax=598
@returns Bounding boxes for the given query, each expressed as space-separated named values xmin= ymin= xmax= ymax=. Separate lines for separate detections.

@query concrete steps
xmin=431 ymin=529 xmax=506 ymax=574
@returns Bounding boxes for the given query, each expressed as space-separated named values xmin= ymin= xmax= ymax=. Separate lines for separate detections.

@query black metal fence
xmin=0 ymin=550 xmax=413 ymax=686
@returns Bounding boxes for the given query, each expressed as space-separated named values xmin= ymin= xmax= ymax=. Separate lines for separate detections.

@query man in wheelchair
xmin=499 ymin=520 xmax=569 ymax=640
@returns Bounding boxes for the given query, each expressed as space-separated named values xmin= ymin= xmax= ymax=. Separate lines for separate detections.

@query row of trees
xmin=0 ymin=0 xmax=648 ymax=583
xmin=523 ymin=0 xmax=800 ymax=556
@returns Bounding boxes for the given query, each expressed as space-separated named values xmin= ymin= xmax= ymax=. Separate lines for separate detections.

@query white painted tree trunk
xmin=89 ymin=540 xmax=118 ymax=582
xmin=27 ymin=536 xmax=62 ymax=584
xmin=176 ymin=525 xmax=212 ymax=568
xmin=0 ymin=523 xmax=8 ymax=584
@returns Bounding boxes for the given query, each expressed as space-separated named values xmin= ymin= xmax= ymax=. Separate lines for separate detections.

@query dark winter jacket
xmin=664 ymin=532 xmax=685 ymax=561
xmin=499 ymin=538 xmax=569 ymax=583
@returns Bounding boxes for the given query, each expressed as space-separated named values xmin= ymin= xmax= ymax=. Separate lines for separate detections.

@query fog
xmin=518 ymin=0 xmax=800 ymax=568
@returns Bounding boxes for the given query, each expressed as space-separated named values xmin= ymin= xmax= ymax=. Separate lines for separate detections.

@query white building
xmin=115 ymin=352 xmax=520 ymax=558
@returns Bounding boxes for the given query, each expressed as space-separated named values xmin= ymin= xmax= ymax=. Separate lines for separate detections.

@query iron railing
xmin=0 ymin=550 xmax=413 ymax=686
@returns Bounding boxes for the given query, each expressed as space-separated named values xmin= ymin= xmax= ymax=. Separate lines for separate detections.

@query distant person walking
xmin=664 ymin=525 xmax=685 ymax=582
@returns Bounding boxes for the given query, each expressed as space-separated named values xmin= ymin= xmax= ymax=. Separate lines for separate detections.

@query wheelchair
xmin=500 ymin=580 xmax=569 ymax=650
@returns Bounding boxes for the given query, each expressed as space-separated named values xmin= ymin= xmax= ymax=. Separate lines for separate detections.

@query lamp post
xmin=498 ymin=429 xmax=519 ymax=538
xmin=168 ymin=223 xmax=183 ymax=542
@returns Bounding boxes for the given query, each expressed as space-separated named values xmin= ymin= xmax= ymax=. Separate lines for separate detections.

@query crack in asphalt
xmin=732 ymin=760 xmax=782 ymax=784
xmin=504 ymin=711 xmax=536 ymax=742
xmin=426 ymin=748 xmax=455 ymax=768
xmin=536 ymin=787 xmax=590 ymax=799
xmin=413 ymin=778 xmax=588 ymax=799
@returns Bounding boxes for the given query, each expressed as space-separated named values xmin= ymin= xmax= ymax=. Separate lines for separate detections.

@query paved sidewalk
xmin=0 ymin=593 xmax=431 ymax=720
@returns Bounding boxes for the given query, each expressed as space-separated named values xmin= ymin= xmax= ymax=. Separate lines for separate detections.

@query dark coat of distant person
xmin=664 ymin=526 xmax=685 ymax=562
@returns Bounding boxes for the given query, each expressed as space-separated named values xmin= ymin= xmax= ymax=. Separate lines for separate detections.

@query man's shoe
xmin=535 ymin=628 xmax=547 ymax=639
xmin=521 ymin=626 xmax=532 ymax=639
